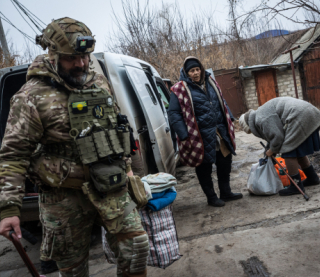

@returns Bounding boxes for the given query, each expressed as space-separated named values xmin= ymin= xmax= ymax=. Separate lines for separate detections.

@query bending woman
xmin=239 ymin=97 xmax=320 ymax=196
xmin=168 ymin=57 xmax=242 ymax=207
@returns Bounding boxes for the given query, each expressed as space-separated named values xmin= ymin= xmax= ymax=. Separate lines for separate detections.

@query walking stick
xmin=9 ymin=231 xmax=45 ymax=277
xmin=260 ymin=142 xmax=310 ymax=201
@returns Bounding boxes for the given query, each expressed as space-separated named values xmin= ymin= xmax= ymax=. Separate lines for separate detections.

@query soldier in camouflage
xmin=0 ymin=17 xmax=149 ymax=277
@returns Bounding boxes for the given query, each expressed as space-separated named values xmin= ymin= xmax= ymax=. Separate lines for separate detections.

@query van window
xmin=156 ymin=84 xmax=169 ymax=108
xmin=97 ymin=60 xmax=110 ymax=82
xmin=144 ymin=71 xmax=165 ymax=114
xmin=145 ymin=84 xmax=157 ymax=105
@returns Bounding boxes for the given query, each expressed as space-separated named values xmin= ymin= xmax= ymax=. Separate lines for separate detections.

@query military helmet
xmin=36 ymin=17 xmax=96 ymax=55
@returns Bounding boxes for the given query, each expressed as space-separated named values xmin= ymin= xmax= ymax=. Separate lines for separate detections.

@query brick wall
xmin=276 ymin=68 xmax=303 ymax=99
xmin=243 ymin=68 xmax=303 ymax=111
xmin=243 ymin=77 xmax=259 ymax=110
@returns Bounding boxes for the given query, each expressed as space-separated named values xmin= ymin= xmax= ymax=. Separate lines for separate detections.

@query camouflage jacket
xmin=0 ymin=54 xmax=128 ymax=219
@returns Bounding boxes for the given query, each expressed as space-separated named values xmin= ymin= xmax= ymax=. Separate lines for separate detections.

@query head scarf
xmin=239 ymin=110 xmax=253 ymax=134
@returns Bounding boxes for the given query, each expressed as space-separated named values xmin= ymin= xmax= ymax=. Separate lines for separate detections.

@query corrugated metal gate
xmin=214 ymin=68 xmax=247 ymax=118
xmin=301 ymin=48 xmax=320 ymax=108
xmin=304 ymin=60 xmax=320 ymax=107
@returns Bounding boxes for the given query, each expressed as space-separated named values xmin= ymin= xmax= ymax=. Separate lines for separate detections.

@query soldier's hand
xmin=127 ymin=170 xmax=134 ymax=177
xmin=0 ymin=216 xmax=21 ymax=241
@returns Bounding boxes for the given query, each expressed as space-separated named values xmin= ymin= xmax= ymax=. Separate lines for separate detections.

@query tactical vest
xmin=67 ymin=84 xmax=131 ymax=164
xmin=42 ymin=83 xmax=131 ymax=193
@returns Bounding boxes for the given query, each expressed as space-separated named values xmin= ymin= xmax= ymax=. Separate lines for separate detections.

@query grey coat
xmin=248 ymin=97 xmax=320 ymax=153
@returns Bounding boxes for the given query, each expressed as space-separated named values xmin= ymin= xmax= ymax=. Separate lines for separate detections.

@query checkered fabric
xmin=102 ymin=205 xmax=181 ymax=269
xmin=171 ymin=81 xmax=204 ymax=167
xmin=209 ymin=77 xmax=236 ymax=151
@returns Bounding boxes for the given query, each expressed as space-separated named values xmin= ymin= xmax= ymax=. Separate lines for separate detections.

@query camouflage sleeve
xmin=0 ymin=89 xmax=44 ymax=217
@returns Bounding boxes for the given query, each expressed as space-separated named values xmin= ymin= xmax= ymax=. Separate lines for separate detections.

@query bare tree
xmin=239 ymin=0 xmax=320 ymax=27
xmin=105 ymin=0 xmax=297 ymax=82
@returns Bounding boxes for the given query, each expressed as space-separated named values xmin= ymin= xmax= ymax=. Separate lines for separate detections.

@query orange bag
xmin=274 ymin=157 xmax=306 ymax=187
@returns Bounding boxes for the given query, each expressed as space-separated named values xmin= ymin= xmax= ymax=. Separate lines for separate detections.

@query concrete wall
xmin=243 ymin=68 xmax=303 ymax=111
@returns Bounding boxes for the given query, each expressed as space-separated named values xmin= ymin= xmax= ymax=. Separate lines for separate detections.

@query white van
xmin=0 ymin=52 xmax=178 ymax=221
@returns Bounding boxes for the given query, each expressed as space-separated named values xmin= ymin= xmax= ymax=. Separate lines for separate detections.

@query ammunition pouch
xmin=75 ymin=135 xmax=99 ymax=164
xmin=90 ymin=159 xmax=127 ymax=193
xmin=74 ymin=128 xmax=128 ymax=165
xmin=118 ymin=124 xmax=131 ymax=156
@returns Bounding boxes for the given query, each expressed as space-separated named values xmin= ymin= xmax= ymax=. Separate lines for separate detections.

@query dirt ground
xmin=1 ymin=131 xmax=320 ymax=277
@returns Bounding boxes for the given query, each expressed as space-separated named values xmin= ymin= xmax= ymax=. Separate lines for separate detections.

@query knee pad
xmin=58 ymin=256 xmax=89 ymax=277
xmin=129 ymin=233 xmax=149 ymax=274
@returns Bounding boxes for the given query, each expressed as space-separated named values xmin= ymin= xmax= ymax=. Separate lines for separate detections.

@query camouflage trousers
xmin=39 ymin=186 xmax=148 ymax=277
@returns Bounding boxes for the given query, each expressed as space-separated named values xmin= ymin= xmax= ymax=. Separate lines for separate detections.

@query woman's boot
xmin=279 ymin=173 xmax=304 ymax=196
xmin=302 ymin=165 xmax=320 ymax=187
xmin=218 ymin=182 xmax=243 ymax=202
xmin=216 ymin=151 xmax=243 ymax=202
xmin=200 ymin=183 xmax=225 ymax=207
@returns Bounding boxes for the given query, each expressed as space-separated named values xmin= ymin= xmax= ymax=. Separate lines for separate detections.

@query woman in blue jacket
xmin=168 ymin=57 xmax=242 ymax=207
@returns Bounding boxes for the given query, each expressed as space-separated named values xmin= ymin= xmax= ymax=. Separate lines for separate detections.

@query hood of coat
xmin=26 ymin=54 xmax=95 ymax=91
xmin=180 ymin=56 xmax=209 ymax=84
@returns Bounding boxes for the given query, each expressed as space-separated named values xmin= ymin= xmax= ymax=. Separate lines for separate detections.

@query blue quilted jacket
xmin=168 ymin=60 xmax=235 ymax=163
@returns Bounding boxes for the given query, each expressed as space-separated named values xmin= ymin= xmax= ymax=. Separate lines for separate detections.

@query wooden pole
xmin=283 ymin=45 xmax=300 ymax=99
xmin=0 ymin=18 xmax=10 ymax=67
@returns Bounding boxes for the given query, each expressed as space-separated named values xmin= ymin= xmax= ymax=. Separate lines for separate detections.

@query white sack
xmin=247 ymin=157 xmax=283 ymax=195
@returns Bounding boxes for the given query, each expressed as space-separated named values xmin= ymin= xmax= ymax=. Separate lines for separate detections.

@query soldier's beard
xmin=58 ymin=63 xmax=89 ymax=88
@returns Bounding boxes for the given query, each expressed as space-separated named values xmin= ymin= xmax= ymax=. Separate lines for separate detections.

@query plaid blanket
xmin=171 ymin=81 xmax=204 ymax=167
xmin=171 ymin=78 xmax=236 ymax=167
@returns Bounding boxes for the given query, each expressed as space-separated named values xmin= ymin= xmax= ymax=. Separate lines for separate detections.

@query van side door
xmin=122 ymin=60 xmax=176 ymax=175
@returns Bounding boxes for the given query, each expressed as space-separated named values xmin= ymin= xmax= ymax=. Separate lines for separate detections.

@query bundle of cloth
xmin=141 ymin=173 xmax=177 ymax=211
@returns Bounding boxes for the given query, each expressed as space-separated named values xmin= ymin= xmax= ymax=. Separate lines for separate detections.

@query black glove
xmin=117 ymin=113 xmax=129 ymax=125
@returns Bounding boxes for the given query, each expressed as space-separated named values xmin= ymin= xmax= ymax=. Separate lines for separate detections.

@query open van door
xmin=122 ymin=61 xmax=175 ymax=175
xmin=0 ymin=66 xmax=29 ymax=144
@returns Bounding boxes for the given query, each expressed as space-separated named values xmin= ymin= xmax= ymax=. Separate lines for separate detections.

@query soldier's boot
xmin=279 ymin=173 xmax=304 ymax=196
xmin=58 ymin=255 xmax=89 ymax=277
xmin=200 ymin=183 xmax=225 ymax=207
xmin=121 ymin=268 xmax=147 ymax=277
xmin=218 ymin=182 xmax=243 ymax=202
xmin=41 ymin=259 xmax=59 ymax=274
xmin=302 ymin=165 xmax=320 ymax=187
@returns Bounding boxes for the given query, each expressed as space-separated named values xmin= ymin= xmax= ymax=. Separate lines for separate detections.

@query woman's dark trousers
xmin=195 ymin=151 xmax=241 ymax=206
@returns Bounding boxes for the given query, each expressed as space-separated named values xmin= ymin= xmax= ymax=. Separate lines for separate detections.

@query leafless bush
xmin=0 ymin=47 xmax=16 ymax=69
xmin=1 ymin=33 xmax=42 ymax=70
